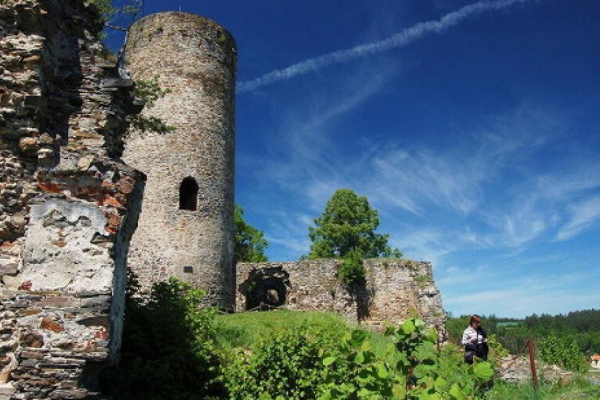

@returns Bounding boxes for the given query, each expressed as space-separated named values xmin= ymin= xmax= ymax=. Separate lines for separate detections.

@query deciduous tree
xmin=234 ymin=205 xmax=268 ymax=263
xmin=307 ymin=188 xmax=402 ymax=260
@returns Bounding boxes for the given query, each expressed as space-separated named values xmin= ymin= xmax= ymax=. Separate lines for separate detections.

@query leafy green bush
xmin=102 ymin=275 xmax=225 ymax=399
xmin=130 ymin=77 xmax=176 ymax=135
xmin=320 ymin=329 xmax=395 ymax=399
xmin=321 ymin=318 xmax=494 ymax=400
xmin=226 ymin=326 xmax=330 ymax=400
xmin=487 ymin=334 xmax=510 ymax=367
xmin=540 ymin=333 xmax=589 ymax=372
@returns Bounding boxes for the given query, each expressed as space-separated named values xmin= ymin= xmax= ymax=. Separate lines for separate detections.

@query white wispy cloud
xmin=556 ymin=196 xmax=600 ymax=241
xmin=257 ymin=63 xmax=398 ymax=210
xmin=238 ymin=0 xmax=532 ymax=93
xmin=258 ymin=100 xmax=579 ymax=261
xmin=446 ymin=270 xmax=600 ymax=317
xmin=367 ymin=105 xmax=559 ymax=218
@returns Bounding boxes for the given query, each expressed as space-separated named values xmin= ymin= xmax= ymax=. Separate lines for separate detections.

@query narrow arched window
xmin=179 ymin=177 xmax=199 ymax=211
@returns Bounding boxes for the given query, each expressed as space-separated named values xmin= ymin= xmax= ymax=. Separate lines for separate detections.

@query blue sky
xmin=109 ymin=0 xmax=600 ymax=318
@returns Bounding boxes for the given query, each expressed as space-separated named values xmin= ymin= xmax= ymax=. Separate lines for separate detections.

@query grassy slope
xmin=215 ymin=310 xmax=600 ymax=399
xmin=215 ymin=309 xmax=395 ymax=360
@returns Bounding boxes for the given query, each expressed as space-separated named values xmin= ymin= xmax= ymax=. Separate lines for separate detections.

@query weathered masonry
xmin=123 ymin=12 xmax=237 ymax=310
xmin=236 ymin=259 xmax=446 ymax=334
xmin=0 ymin=1 xmax=144 ymax=398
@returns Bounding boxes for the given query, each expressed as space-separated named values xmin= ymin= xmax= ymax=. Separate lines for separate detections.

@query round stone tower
xmin=123 ymin=12 xmax=236 ymax=309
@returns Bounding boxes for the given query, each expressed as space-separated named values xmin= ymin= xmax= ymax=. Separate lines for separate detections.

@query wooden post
xmin=528 ymin=340 xmax=539 ymax=389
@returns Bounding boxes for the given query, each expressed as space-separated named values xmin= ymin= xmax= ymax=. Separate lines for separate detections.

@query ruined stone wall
xmin=237 ymin=260 xmax=360 ymax=321
xmin=236 ymin=260 xmax=446 ymax=335
xmin=0 ymin=1 xmax=144 ymax=398
xmin=123 ymin=12 xmax=237 ymax=310
xmin=362 ymin=260 xmax=445 ymax=333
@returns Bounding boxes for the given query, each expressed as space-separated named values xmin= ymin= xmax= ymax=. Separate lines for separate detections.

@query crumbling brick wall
xmin=236 ymin=259 xmax=446 ymax=336
xmin=0 ymin=1 xmax=144 ymax=398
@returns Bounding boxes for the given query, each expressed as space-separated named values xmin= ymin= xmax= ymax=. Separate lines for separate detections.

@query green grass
xmin=215 ymin=310 xmax=600 ymax=399
xmin=215 ymin=309 xmax=395 ymax=360
xmin=484 ymin=377 xmax=600 ymax=400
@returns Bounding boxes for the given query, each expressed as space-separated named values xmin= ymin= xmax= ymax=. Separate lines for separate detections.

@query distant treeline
xmin=446 ymin=309 xmax=600 ymax=357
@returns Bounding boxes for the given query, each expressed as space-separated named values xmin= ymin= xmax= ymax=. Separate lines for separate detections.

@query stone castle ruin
xmin=123 ymin=12 xmax=237 ymax=310
xmin=0 ymin=2 xmax=444 ymax=398
xmin=1 ymin=1 xmax=144 ymax=398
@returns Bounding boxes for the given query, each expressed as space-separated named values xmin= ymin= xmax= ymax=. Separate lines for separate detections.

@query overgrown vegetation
xmin=215 ymin=310 xmax=393 ymax=360
xmin=129 ymin=77 xmax=177 ymax=135
xmin=107 ymin=279 xmax=599 ymax=399
xmin=102 ymin=275 xmax=225 ymax=399
xmin=90 ymin=0 xmax=114 ymax=19
xmin=540 ymin=333 xmax=590 ymax=373
xmin=306 ymin=188 xmax=403 ymax=284
xmin=226 ymin=326 xmax=330 ymax=400
xmin=338 ymin=249 xmax=365 ymax=283
xmin=484 ymin=377 xmax=600 ymax=400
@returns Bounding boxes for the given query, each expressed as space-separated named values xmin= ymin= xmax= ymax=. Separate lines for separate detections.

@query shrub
xmin=226 ymin=326 xmax=330 ymax=400
xmin=320 ymin=329 xmax=395 ymax=399
xmin=102 ymin=275 xmax=225 ymax=399
xmin=321 ymin=318 xmax=495 ymax=400
xmin=540 ymin=333 xmax=589 ymax=373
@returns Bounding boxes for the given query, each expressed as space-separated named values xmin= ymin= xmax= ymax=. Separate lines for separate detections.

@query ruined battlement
xmin=236 ymin=259 xmax=446 ymax=334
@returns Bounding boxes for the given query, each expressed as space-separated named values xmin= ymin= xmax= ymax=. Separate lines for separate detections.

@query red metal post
xmin=528 ymin=340 xmax=539 ymax=389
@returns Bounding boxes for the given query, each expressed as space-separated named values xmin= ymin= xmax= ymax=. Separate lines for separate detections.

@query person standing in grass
xmin=462 ymin=314 xmax=489 ymax=364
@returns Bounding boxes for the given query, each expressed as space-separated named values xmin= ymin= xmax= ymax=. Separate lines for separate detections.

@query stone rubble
xmin=497 ymin=355 xmax=575 ymax=384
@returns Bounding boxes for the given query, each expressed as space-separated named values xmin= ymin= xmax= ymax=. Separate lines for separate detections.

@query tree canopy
xmin=307 ymin=188 xmax=402 ymax=260
xmin=234 ymin=204 xmax=268 ymax=263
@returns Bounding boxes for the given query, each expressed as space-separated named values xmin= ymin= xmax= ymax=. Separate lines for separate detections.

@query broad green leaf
xmin=358 ymin=387 xmax=375 ymax=397
xmin=434 ymin=376 xmax=447 ymax=390
xmin=349 ymin=330 xmax=368 ymax=347
xmin=323 ymin=356 xmax=337 ymax=366
xmin=319 ymin=390 xmax=333 ymax=400
xmin=427 ymin=328 xmax=439 ymax=343
xmin=375 ymin=362 xmax=389 ymax=378
xmin=402 ymin=319 xmax=416 ymax=334
xmin=355 ymin=351 xmax=365 ymax=364
xmin=449 ymin=383 xmax=466 ymax=400
xmin=472 ymin=362 xmax=494 ymax=380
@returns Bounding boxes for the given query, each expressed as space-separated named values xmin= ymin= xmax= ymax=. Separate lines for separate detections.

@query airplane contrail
xmin=238 ymin=0 xmax=532 ymax=94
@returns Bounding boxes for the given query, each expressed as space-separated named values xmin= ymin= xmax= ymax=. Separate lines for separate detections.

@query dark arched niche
xmin=239 ymin=267 xmax=290 ymax=310
xmin=179 ymin=177 xmax=199 ymax=211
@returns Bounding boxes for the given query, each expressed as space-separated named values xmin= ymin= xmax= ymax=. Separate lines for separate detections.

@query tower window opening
xmin=179 ymin=177 xmax=199 ymax=211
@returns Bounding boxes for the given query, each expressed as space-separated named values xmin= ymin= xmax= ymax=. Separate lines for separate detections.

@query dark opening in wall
xmin=239 ymin=267 xmax=290 ymax=310
xmin=179 ymin=177 xmax=199 ymax=211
